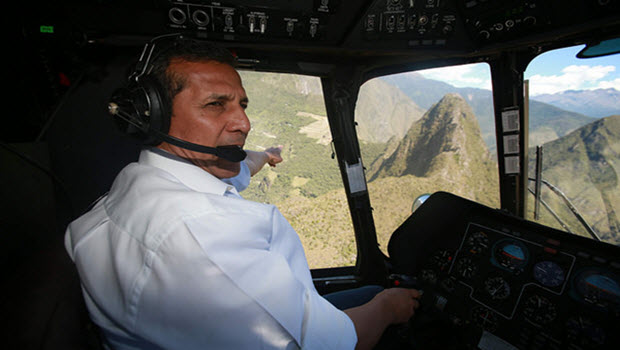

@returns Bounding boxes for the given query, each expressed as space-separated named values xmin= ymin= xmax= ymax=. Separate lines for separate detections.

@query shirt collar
xmin=139 ymin=147 xmax=241 ymax=197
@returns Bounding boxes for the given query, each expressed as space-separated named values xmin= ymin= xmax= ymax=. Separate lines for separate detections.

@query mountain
xmin=532 ymin=88 xmax=620 ymax=118
xmin=528 ymin=114 xmax=620 ymax=243
xmin=367 ymin=94 xmax=498 ymax=200
xmin=364 ymin=93 xmax=499 ymax=250
xmin=380 ymin=73 xmax=596 ymax=149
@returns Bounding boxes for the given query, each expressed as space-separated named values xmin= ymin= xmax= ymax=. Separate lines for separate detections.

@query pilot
xmin=64 ymin=36 xmax=420 ymax=350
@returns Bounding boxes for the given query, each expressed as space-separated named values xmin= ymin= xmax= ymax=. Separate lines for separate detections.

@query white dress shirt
xmin=65 ymin=148 xmax=357 ymax=350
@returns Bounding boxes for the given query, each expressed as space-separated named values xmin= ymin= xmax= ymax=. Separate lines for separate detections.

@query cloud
xmin=594 ymin=77 xmax=620 ymax=90
xmin=527 ymin=65 xmax=616 ymax=95
xmin=418 ymin=64 xmax=492 ymax=90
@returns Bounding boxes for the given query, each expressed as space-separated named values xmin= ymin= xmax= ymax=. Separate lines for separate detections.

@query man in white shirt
xmin=65 ymin=37 xmax=420 ymax=350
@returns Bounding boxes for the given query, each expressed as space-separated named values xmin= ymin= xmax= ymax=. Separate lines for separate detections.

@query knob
xmin=309 ymin=22 xmax=318 ymax=37
xmin=286 ymin=20 xmax=295 ymax=34
xmin=524 ymin=16 xmax=536 ymax=26
xmin=192 ymin=10 xmax=210 ymax=27
xmin=169 ymin=8 xmax=187 ymax=25
xmin=249 ymin=16 xmax=256 ymax=32
xmin=478 ymin=30 xmax=490 ymax=40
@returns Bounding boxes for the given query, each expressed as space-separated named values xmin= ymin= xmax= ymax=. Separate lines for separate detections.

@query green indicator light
xmin=40 ymin=25 xmax=54 ymax=34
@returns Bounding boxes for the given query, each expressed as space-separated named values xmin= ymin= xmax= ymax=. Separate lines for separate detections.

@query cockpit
xmin=4 ymin=0 xmax=620 ymax=349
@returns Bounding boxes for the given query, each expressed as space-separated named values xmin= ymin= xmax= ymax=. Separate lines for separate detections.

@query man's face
xmin=159 ymin=59 xmax=251 ymax=179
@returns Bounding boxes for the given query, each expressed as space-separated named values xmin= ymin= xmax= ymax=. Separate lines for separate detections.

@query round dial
xmin=471 ymin=305 xmax=498 ymax=332
xmin=492 ymin=239 xmax=529 ymax=273
xmin=429 ymin=249 xmax=453 ymax=272
xmin=455 ymin=257 xmax=478 ymax=279
xmin=420 ymin=269 xmax=438 ymax=284
xmin=566 ymin=316 xmax=606 ymax=347
xmin=522 ymin=295 xmax=557 ymax=325
xmin=533 ymin=261 xmax=565 ymax=288
xmin=572 ymin=269 xmax=620 ymax=312
xmin=466 ymin=231 xmax=490 ymax=254
xmin=484 ymin=276 xmax=511 ymax=300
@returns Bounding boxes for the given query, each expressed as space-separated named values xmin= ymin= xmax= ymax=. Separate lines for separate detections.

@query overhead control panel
xmin=363 ymin=0 xmax=461 ymax=47
xmin=166 ymin=0 xmax=339 ymax=42
xmin=460 ymin=0 xmax=551 ymax=44
xmin=459 ymin=0 xmax=620 ymax=46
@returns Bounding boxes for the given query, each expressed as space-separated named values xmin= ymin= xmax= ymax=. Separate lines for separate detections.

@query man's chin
xmin=212 ymin=160 xmax=241 ymax=179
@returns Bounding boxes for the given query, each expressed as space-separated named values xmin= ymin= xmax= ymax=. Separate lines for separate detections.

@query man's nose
xmin=229 ymin=107 xmax=251 ymax=135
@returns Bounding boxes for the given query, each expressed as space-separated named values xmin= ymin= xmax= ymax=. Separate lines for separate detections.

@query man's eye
xmin=205 ymin=101 xmax=223 ymax=107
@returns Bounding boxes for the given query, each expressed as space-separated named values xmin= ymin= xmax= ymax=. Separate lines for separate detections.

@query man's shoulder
xmin=106 ymin=161 xmax=275 ymax=232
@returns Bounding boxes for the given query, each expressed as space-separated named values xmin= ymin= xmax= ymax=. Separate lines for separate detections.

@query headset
xmin=108 ymin=33 xmax=247 ymax=162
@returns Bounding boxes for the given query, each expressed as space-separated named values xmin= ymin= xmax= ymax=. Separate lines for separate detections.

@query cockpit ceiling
xmin=22 ymin=0 xmax=620 ymax=74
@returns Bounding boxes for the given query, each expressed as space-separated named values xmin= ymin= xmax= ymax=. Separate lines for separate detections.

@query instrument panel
xmin=382 ymin=192 xmax=620 ymax=350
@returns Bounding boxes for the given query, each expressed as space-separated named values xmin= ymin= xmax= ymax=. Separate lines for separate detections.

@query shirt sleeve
xmin=221 ymin=160 xmax=250 ymax=192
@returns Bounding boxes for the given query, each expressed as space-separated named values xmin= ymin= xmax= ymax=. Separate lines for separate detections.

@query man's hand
xmin=344 ymin=288 xmax=422 ymax=350
xmin=264 ymin=145 xmax=283 ymax=167
xmin=376 ymin=288 xmax=421 ymax=324
xmin=245 ymin=146 xmax=284 ymax=176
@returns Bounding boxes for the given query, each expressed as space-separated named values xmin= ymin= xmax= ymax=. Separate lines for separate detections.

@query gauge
xmin=533 ymin=261 xmax=565 ymax=288
xmin=471 ymin=305 xmax=498 ymax=332
xmin=429 ymin=249 xmax=453 ymax=272
xmin=573 ymin=268 xmax=620 ymax=309
xmin=492 ymin=239 xmax=529 ymax=273
xmin=522 ymin=295 xmax=557 ymax=325
xmin=566 ymin=316 xmax=606 ymax=347
xmin=455 ymin=257 xmax=478 ymax=279
xmin=466 ymin=231 xmax=489 ymax=254
xmin=420 ymin=269 xmax=438 ymax=284
xmin=484 ymin=276 xmax=511 ymax=300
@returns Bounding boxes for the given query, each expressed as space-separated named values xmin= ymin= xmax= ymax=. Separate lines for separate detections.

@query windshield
xmin=525 ymin=46 xmax=620 ymax=245
xmin=357 ymin=63 xmax=500 ymax=256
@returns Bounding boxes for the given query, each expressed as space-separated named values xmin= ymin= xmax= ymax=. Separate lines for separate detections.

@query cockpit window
xmin=357 ymin=63 xmax=499 ymax=256
xmin=239 ymin=71 xmax=357 ymax=268
xmin=525 ymin=45 xmax=620 ymax=245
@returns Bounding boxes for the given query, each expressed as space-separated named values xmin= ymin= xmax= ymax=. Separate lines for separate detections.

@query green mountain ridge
xmin=528 ymin=114 xmax=620 ymax=243
xmin=367 ymin=94 xmax=498 ymax=202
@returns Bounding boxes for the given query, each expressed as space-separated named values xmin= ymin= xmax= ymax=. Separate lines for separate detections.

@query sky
xmin=416 ymin=44 xmax=620 ymax=96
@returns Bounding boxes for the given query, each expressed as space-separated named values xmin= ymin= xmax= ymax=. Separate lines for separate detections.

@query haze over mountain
xmin=532 ymin=88 xmax=620 ymax=118
xmin=355 ymin=79 xmax=426 ymax=143
xmin=379 ymin=72 xmax=597 ymax=149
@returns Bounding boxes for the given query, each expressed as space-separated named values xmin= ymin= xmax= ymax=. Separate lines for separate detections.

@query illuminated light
xmin=544 ymin=247 xmax=558 ymax=254
xmin=40 ymin=25 xmax=54 ymax=34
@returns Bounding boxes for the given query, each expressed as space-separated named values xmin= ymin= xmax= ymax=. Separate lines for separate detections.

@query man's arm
xmin=344 ymin=288 xmax=421 ymax=350
xmin=244 ymin=146 xmax=283 ymax=176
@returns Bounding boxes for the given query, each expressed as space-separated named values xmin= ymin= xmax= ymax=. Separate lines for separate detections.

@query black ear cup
xmin=110 ymin=73 xmax=171 ymax=146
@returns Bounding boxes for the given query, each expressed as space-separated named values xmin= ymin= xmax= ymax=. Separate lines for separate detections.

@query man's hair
xmin=147 ymin=37 xmax=237 ymax=115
